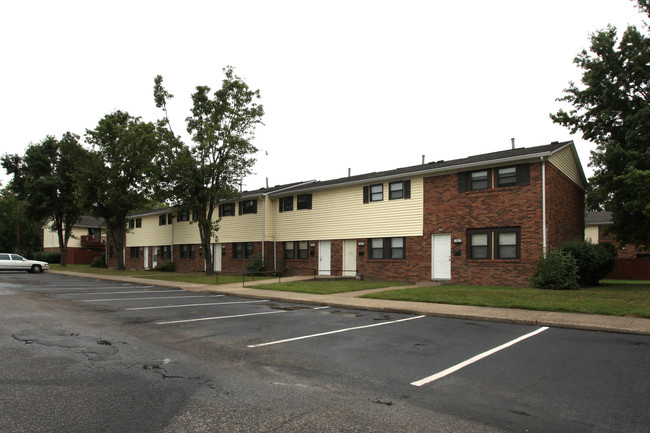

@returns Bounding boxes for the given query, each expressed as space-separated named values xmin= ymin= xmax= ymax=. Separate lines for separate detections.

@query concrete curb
xmin=48 ymin=271 xmax=650 ymax=336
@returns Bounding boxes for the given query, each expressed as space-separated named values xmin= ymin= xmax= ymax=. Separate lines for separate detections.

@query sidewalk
xmin=51 ymin=271 xmax=650 ymax=336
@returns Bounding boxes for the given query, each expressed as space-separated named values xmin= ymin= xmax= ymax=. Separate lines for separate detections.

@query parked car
xmin=0 ymin=253 xmax=49 ymax=273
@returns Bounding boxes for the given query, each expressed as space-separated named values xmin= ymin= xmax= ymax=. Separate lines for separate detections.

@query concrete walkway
xmin=50 ymin=271 xmax=650 ymax=336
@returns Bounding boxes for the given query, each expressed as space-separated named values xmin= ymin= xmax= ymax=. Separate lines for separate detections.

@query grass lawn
xmin=241 ymin=280 xmax=409 ymax=295
xmin=362 ymin=281 xmax=650 ymax=318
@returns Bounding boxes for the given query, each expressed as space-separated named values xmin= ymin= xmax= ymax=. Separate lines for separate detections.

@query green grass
xmin=250 ymin=280 xmax=409 ymax=295
xmin=362 ymin=281 xmax=650 ymax=318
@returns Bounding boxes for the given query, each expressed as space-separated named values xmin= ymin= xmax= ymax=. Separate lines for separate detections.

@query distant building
xmin=43 ymin=216 xmax=105 ymax=264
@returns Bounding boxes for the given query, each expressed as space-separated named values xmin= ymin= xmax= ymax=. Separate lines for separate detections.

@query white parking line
xmin=24 ymin=285 xmax=156 ymax=291
xmin=81 ymin=295 xmax=223 ymax=302
xmin=411 ymin=326 xmax=550 ymax=387
xmin=126 ymin=299 xmax=269 ymax=311
xmin=157 ymin=306 xmax=330 ymax=325
xmin=60 ymin=290 xmax=182 ymax=296
xmin=248 ymin=315 xmax=426 ymax=348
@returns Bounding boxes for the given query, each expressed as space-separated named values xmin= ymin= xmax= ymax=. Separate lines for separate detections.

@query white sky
xmin=1 ymin=0 xmax=646 ymax=191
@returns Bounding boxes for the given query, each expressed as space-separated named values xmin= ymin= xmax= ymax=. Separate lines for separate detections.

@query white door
xmin=342 ymin=240 xmax=356 ymax=277
xmin=212 ymin=243 xmax=222 ymax=272
xmin=432 ymin=234 xmax=451 ymax=280
xmin=152 ymin=247 xmax=159 ymax=269
xmin=144 ymin=247 xmax=149 ymax=270
xmin=319 ymin=241 xmax=331 ymax=276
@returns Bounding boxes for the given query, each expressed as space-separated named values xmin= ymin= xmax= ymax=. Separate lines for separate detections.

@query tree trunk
xmin=57 ymin=228 xmax=68 ymax=267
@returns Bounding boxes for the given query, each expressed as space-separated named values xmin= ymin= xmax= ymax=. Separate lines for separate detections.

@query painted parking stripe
xmin=81 ymin=295 xmax=223 ymax=302
xmin=24 ymin=285 xmax=156 ymax=291
xmin=157 ymin=306 xmax=330 ymax=325
xmin=126 ymin=299 xmax=269 ymax=311
xmin=411 ymin=326 xmax=550 ymax=387
xmin=248 ymin=315 xmax=426 ymax=348
xmin=60 ymin=290 xmax=182 ymax=296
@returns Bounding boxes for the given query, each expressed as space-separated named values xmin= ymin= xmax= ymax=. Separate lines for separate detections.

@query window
xmin=219 ymin=203 xmax=235 ymax=217
xmin=284 ymin=241 xmax=309 ymax=260
xmin=0 ymin=254 xmax=9 ymax=260
xmin=239 ymin=200 xmax=257 ymax=215
xmin=128 ymin=219 xmax=135 ymax=229
xmin=497 ymin=167 xmax=517 ymax=187
xmin=497 ymin=231 xmax=518 ymax=259
xmin=280 ymin=196 xmax=293 ymax=212
xmin=297 ymin=194 xmax=312 ymax=210
xmin=177 ymin=210 xmax=190 ymax=222
xmin=469 ymin=231 xmax=490 ymax=259
xmin=129 ymin=247 xmax=140 ymax=259
xmin=168 ymin=213 xmax=173 ymax=224
xmin=459 ymin=164 xmax=530 ymax=192
xmin=180 ymin=244 xmax=195 ymax=259
xmin=470 ymin=170 xmax=489 ymax=190
xmin=363 ymin=184 xmax=384 ymax=203
xmin=389 ymin=180 xmax=411 ymax=200
xmin=234 ymin=242 xmax=254 ymax=259
xmin=369 ymin=237 xmax=406 ymax=260
xmin=159 ymin=215 xmax=167 ymax=226
xmin=136 ymin=218 xmax=141 ymax=228
xmin=159 ymin=245 xmax=171 ymax=259
xmin=468 ymin=228 xmax=520 ymax=260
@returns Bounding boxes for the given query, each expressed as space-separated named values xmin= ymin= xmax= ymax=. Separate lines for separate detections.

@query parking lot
xmin=2 ymin=272 xmax=649 ymax=432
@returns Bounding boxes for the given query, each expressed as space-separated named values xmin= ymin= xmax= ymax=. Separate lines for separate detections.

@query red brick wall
xmin=545 ymin=163 xmax=585 ymax=249
xmin=420 ymin=164 xmax=546 ymax=286
xmin=173 ymin=244 xmax=205 ymax=273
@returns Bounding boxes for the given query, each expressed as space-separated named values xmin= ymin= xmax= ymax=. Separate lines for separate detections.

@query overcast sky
xmin=1 ymin=0 xmax=646 ymax=191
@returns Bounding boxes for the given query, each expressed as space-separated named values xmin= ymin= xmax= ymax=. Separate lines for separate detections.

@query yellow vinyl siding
xmin=274 ymin=178 xmax=423 ymax=241
xmin=585 ymin=226 xmax=599 ymax=244
xmin=43 ymin=225 xmax=92 ymax=248
xmin=549 ymin=146 xmax=585 ymax=188
xmin=213 ymin=198 xmax=265 ymax=243
xmin=127 ymin=214 xmax=172 ymax=247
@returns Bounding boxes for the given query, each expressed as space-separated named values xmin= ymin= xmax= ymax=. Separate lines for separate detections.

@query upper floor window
xmin=297 ymin=194 xmax=312 ymax=210
xmin=239 ymin=199 xmax=257 ymax=215
xmin=177 ymin=210 xmax=190 ymax=222
xmin=219 ymin=203 xmax=235 ymax=217
xmin=459 ymin=164 xmax=530 ymax=192
xmin=136 ymin=218 xmax=141 ymax=228
xmin=159 ymin=215 xmax=167 ymax=226
xmin=389 ymin=180 xmax=411 ymax=200
xmin=369 ymin=237 xmax=405 ymax=260
xmin=280 ymin=196 xmax=293 ymax=212
xmin=129 ymin=219 xmax=135 ymax=229
xmin=363 ymin=184 xmax=383 ymax=203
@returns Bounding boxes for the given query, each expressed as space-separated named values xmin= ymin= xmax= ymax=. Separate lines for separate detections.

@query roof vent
xmin=511 ymin=138 xmax=515 ymax=149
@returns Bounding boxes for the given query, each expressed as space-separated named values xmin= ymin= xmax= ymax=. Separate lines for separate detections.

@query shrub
xmin=155 ymin=260 xmax=176 ymax=272
xmin=90 ymin=253 xmax=106 ymax=268
xmin=559 ymin=240 xmax=618 ymax=286
xmin=245 ymin=255 xmax=266 ymax=276
xmin=531 ymin=249 xmax=580 ymax=290
xmin=33 ymin=251 xmax=61 ymax=264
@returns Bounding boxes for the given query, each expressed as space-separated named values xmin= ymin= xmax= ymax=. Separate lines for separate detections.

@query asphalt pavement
xmin=51 ymin=271 xmax=650 ymax=335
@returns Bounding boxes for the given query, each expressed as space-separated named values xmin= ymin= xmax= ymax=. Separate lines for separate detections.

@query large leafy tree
xmin=155 ymin=67 xmax=264 ymax=275
xmin=1 ymin=133 xmax=88 ymax=265
xmin=0 ymin=184 xmax=45 ymax=257
xmin=551 ymin=0 xmax=650 ymax=247
xmin=82 ymin=111 xmax=165 ymax=270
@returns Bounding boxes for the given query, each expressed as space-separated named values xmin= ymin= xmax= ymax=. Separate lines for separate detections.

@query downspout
xmin=541 ymin=157 xmax=547 ymax=257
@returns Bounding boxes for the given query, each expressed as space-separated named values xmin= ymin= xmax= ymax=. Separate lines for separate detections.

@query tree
xmin=0 ymin=184 xmax=45 ymax=257
xmin=82 ymin=111 xmax=165 ymax=270
xmin=551 ymin=0 xmax=650 ymax=247
xmin=154 ymin=67 xmax=264 ymax=275
xmin=1 ymin=133 xmax=88 ymax=265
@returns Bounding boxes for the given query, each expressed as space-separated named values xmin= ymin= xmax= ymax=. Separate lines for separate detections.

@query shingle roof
xmin=585 ymin=211 xmax=613 ymax=225
xmin=75 ymin=216 xmax=105 ymax=228
xmin=250 ymin=140 xmax=574 ymax=196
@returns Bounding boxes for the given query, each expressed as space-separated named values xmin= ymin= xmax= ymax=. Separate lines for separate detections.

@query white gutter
xmin=541 ymin=157 xmax=547 ymax=257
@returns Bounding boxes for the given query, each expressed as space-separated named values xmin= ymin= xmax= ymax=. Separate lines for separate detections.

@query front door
xmin=432 ymin=234 xmax=451 ymax=280
xmin=212 ymin=243 xmax=222 ymax=272
xmin=342 ymin=240 xmax=356 ymax=277
xmin=144 ymin=247 xmax=149 ymax=270
xmin=319 ymin=241 xmax=331 ymax=276
xmin=152 ymin=247 xmax=159 ymax=269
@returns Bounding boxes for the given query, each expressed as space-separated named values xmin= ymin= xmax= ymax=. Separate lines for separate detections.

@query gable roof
xmin=248 ymin=140 xmax=582 ymax=196
xmin=74 ymin=216 xmax=105 ymax=228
